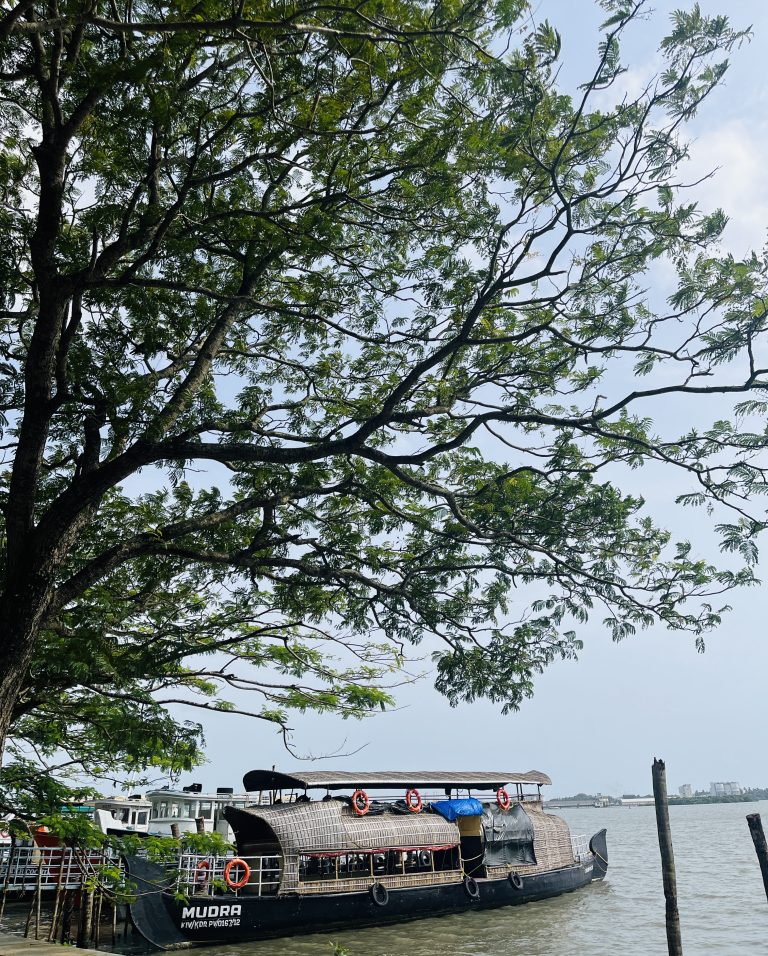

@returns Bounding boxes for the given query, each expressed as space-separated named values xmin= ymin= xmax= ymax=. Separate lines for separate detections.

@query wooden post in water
xmin=747 ymin=814 xmax=768 ymax=902
xmin=195 ymin=817 xmax=205 ymax=834
xmin=652 ymin=758 xmax=683 ymax=956
xmin=170 ymin=823 xmax=181 ymax=839
xmin=77 ymin=886 xmax=94 ymax=949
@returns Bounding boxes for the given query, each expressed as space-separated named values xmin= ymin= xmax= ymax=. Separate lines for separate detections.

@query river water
xmin=209 ymin=801 xmax=768 ymax=956
xmin=4 ymin=801 xmax=765 ymax=955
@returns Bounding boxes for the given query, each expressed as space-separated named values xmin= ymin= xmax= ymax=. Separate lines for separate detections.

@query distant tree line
xmin=550 ymin=789 xmax=768 ymax=805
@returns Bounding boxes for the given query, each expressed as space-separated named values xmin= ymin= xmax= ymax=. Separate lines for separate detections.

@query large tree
xmin=1 ymin=0 xmax=766 ymax=782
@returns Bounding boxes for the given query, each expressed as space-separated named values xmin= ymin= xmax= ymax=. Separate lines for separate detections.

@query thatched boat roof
xmin=223 ymin=801 xmax=461 ymax=855
xmin=242 ymin=769 xmax=551 ymax=792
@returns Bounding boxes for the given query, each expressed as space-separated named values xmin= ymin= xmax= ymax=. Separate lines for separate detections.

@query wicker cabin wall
xmin=234 ymin=802 xmax=460 ymax=894
xmin=248 ymin=802 xmax=459 ymax=853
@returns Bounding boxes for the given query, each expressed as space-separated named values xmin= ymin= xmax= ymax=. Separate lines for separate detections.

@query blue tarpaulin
xmin=429 ymin=798 xmax=484 ymax=821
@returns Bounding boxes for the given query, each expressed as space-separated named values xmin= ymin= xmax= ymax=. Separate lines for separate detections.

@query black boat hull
xmin=128 ymin=830 xmax=607 ymax=948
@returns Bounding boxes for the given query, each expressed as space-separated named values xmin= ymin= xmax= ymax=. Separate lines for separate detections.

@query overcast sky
xmin=157 ymin=0 xmax=768 ymax=801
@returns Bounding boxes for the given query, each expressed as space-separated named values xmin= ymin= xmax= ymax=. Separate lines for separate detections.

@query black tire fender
xmin=463 ymin=875 xmax=480 ymax=900
xmin=370 ymin=881 xmax=389 ymax=906
xmin=509 ymin=871 xmax=524 ymax=890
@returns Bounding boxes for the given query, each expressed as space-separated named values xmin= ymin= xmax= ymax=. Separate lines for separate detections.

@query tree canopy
xmin=1 ymin=0 xmax=767 ymax=794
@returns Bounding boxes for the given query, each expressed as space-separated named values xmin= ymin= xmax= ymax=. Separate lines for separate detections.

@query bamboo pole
xmin=652 ymin=758 xmax=683 ymax=956
xmin=24 ymin=856 xmax=43 ymax=938
xmin=60 ymin=891 xmax=72 ymax=943
xmin=93 ymin=889 xmax=102 ymax=948
xmin=34 ymin=854 xmax=43 ymax=939
xmin=61 ymin=848 xmax=75 ymax=943
xmin=0 ymin=837 xmax=17 ymax=925
xmin=77 ymin=886 xmax=94 ymax=948
xmin=48 ymin=850 xmax=65 ymax=942
xmin=747 ymin=814 xmax=768 ymax=902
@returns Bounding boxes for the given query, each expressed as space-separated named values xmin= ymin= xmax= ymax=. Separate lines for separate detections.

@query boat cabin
xmin=145 ymin=785 xmax=250 ymax=840
xmin=93 ymin=796 xmax=152 ymax=836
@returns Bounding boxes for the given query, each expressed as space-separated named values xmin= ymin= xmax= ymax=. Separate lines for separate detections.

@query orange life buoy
xmin=223 ymin=858 xmax=251 ymax=890
xmin=195 ymin=859 xmax=211 ymax=885
xmin=351 ymin=789 xmax=370 ymax=816
xmin=405 ymin=788 xmax=422 ymax=813
xmin=496 ymin=787 xmax=511 ymax=810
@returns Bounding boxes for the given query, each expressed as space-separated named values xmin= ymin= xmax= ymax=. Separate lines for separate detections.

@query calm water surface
xmin=210 ymin=801 xmax=768 ymax=956
xmin=5 ymin=802 xmax=764 ymax=955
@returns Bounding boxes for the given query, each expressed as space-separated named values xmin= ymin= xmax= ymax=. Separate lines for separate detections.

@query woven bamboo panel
xmin=297 ymin=869 xmax=461 ymax=895
xmin=485 ymin=807 xmax=575 ymax=876
xmin=242 ymin=802 xmax=459 ymax=893
xmin=242 ymin=802 xmax=459 ymax=855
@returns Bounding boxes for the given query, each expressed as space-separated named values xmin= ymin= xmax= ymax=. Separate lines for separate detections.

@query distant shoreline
xmin=546 ymin=789 xmax=768 ymax=809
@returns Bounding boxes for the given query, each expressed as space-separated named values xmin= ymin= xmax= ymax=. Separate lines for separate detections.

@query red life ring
xmin=223 ymin=858 xmax=251 ymax=890
xmin=405 ymin=788 xmax=422 ymax=813
xmin=195 ymin=859 xmax=211 ymax=885
xmin=351 ymin=789 xmax=370 ymax=816
xmin=496 ymin=787 xmax=511 ymax=811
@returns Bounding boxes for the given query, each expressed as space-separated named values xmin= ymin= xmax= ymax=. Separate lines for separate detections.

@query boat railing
xmin=570 ymin=833 xmax=591 ymax=863
xmin=0 ymin=845 xmax=122 ymax=893
xmin=175 ymin=853 xmax=280 ymax=897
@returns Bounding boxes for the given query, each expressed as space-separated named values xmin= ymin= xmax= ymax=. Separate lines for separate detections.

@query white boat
xmin=92 ymin=795 xmax=152 ymax=835
xmin=144 ymin=785 xmax=251 ymax=841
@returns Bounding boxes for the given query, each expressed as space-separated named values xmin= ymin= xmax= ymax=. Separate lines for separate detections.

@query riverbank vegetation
xmin=1 ymin=0 xmax=767 ymax=801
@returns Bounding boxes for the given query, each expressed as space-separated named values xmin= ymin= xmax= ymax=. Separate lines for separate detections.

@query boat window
xmin=199 ymin=802 xmax=213 ymax=820
xmin=157 ymin=802 xmax=168 ymax=818
xmin=298 ymin=847 xmax=460 ymax=884
xmin=137 ymin=812 xmax=148 ymax=825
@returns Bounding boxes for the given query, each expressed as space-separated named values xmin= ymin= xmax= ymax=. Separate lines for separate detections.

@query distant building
xmin=678 ymin=784 xmax=693 ymax=798
xmin=710 ymin=781 xmax=742 ymax=797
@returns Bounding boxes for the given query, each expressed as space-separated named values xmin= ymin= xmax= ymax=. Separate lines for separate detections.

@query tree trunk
xmin=0 ymin=622 xmax=38 ymax=766
xmin=0 ymin=588 xmax=54 ymax=765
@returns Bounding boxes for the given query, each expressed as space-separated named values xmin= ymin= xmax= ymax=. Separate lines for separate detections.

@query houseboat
xmin=126 ymin=769 xmax=608 ymax=948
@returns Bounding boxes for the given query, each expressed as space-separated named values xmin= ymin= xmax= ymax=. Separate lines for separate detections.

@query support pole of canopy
xmin=746 ymin=814 xmax=768 ymax=902
xmin=652 ymin=758 xmax=683 ymax=956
